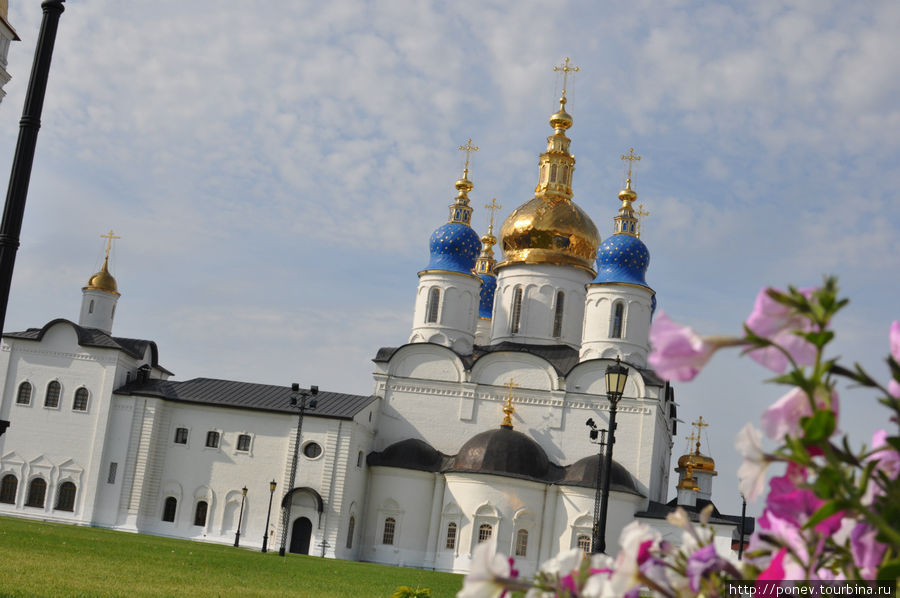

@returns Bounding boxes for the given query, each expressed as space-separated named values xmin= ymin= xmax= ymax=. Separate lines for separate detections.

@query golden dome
xmin=84 ymin=258 xmax=120 ymax=296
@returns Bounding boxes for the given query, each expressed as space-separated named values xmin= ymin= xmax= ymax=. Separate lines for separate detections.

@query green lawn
xmin=0 ymin=516 xmax=462 ymax=597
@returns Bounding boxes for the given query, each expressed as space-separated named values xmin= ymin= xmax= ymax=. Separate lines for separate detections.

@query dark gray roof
xmin=636 ymin=499 xmax=756 ymax=531
xmin=374 ymin=342 xmax=665 ymax=387
xmin=4 ymin=319 xmax=173 ymax=375
xmin=115 ymin=377 xmax=375 ymax=420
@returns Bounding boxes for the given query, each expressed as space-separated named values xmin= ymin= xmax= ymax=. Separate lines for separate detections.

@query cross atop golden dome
xmin=84 ymin=230 xmax=121 ymax=296
xmin=501 ymin=378 xmax=518 ymax=429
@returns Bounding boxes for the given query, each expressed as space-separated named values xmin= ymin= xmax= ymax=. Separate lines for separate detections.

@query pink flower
xmin=757 ymin=548 xmax=787 ymax=585
xmin=760 ymin=388 xmax=839 ymax=442
xmin=766 ymin=464 xmax=843 ymax=534
xmin=648 ymin=311 xmax=718 ymax=381
xmin=684 ymin=544 xmax=731 ymax=593
xmin=889 ymin=321 xmax=900 ymax=398
xmin=735 ymin=423 xmax=769 ymax=502
xmin=458 ymin=542 xmax=512 ymax=598
xmin=745 ymin=287 xmax=817 ymax=373
xmin=850 ymin=522 xmax=886 ymax=579
xmin=862 ymin=429 xmax=900 ymax=505
xmin=610 ymin=522 xmax=666 ymax=597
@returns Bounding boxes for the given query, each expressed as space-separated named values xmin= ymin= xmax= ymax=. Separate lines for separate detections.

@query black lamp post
xmin=585 ymin=418 xmax=606 ymax=555
xmin=737 ymin=494 xmax=747 ymax=560
xmin=262 ymin=479 xmax=276 ymax=553
xmin=278 ymin=383 xmax=318 ymax=557
xmin=234 ymin=486 xmax=247 ymax=547
xmin=593 ymin=357 xmax=629 ymax=554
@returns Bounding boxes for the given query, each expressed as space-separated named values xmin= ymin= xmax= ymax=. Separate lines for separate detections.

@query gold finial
xmin=685 ymin=431 xmax=696 ymax=454
xmin=485 ymin=198 xmax=502 ymax=236
xmin=691 ymin=416 xmax=709 ymax=454
xmin=635 ymin=204 xmax=650 ymax=238
xmin=553 ymin=57 xmax=580 ymax=99
xmin=501 ymin=378 xmax=518 ymax=428
xmin=100 ymin=230 xmax=120 ymax=262
xmin=458 ymin=138 xmax=479 ymax=179
xmin=620 ymin=148 xmax=641 ymax=188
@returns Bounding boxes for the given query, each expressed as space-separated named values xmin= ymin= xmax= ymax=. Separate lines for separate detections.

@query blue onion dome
xmin=591 ymin=175 xmax=652 ymax=288
xmin=421 ymin=173 xmax=481 ymax=275
xmin=478 ymin=273 xmax=496 ymax=318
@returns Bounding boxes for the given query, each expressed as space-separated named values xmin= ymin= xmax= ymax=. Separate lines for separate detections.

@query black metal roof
xmin=3 ymin=319 xmax=173 ymax=375
xmin=114 ymin=377 xmax=375 ymax=420
xmin=374 ymin=341 xmax=665 ymax=387
xmin=636 ymin=499 xmax=756 ymax=531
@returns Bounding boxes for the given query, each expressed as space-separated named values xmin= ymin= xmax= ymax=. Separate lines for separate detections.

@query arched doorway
xmin=290 ymin=517 xmax=312 ymax=555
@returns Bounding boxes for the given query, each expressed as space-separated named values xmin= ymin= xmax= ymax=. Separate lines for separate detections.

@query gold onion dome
xmin=498 ymin=95 xmax=599 ymax=274
xmin=84 ymin=257 xmax=119 ymax=296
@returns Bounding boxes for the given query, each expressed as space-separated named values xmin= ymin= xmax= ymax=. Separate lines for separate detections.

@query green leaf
xmin=812 ymin=467 xmax=842 ymax=497
xmin=801 ymin=330 xmax=834 ymax=349
xmin=803 ymin=409 xmax=836 ymax=444
xmin=804 ymin=500 xmax=843 ymax=529
xmin=877 ymin=559 xmax=900 ymax=581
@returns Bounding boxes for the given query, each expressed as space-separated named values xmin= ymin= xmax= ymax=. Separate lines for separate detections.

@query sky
xmin=0 ymin=1 xmax=897 ymax=519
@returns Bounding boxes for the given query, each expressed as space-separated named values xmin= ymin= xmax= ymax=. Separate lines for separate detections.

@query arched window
xmin=382 ymin=517 xmax=396 ymax=545
xmin=73 ymin=388 xmax=89 ymax=411
xmin=611 ymin=302 xmax=624 ymax=338
xmin=346 ymin=515 xmax=355 ymax=549
xmin=88 ymin=299 xmax=94 ymax=314
xmin=549 ymin=163 xmax=558 ymax=183
xmin=425 ymin=288 xmax=440 ymax=324
xmin=236 ymin=434 xmax=251 ymax=452
xmin=0 ymin=474 xmax=17 ymax=504
xmin=562 ymin=165 xmax=570 ymax=186
xmin=16 ymin=382 xmax=31 ymax=405
xmin=515 ymin=529 xmax=529 ymax=557
xmin=162 ymin=496 xmax=177 ymax=522
xmin=194 ymin=501 xmax=208 ymax=526
xmin=540 ymin=163 xmax=548 ymax=185
xmin=174 ymin=427 xmax=189 ymax=444
xmin=478 ymin=523 xmax=493 ymax=543
xmin=44 ymin=381 xmax=61 ymax=408
xmin=445 ymin=522 xmax=457 ymax=550
xmin=577 ymin=534 xmax=592 ymax=553
xmin=55 ymin=481 xmax=76 ymax=511
xmin=25 ymin=478 xmax=46 ymax=508
xmin=552 ymin=291 xmax=565 ymax=337
xmin=510 ymin=287 xmax=523 ymax=334
xmin=205 ymin=431 xmax=220 ymax=448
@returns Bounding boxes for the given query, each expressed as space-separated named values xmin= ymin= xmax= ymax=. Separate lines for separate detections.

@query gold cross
xmin=620 ymin=147 xmax=641 ymax=184
xmin=553 ymin=57 xmax=580 ymax=98
xmin=485 ymin=198 xmax=502 ymax=235
xmin=100 ymin=230 xmax=120 ymax=261
xmin=635 ymin=204 xmax=650 ymax=238
xmin=691 ymin=416 xmax=709 ymax=453
xmin=502 ymin=378 xmax=518 ymax=428
xmin=458 ymin=138 xmax=479 ymax=178
xmin=685 ymin=431 xmax=696 ymax=452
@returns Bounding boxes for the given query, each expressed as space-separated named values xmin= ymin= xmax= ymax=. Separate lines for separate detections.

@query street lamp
xmin=585 ymin=418 xmax=606 ymax=555
xmin=262 ymin=479 xmax=276 ymax=553
xmin=737 ymin=494 xmax=747 ymax=560
xmin=278 ymin=383 xmax=318 ymax=557
xmin=593 ymin=357 xmax=629 ymax=554
xmin=234 ymin=486 xmax=248 ymax=547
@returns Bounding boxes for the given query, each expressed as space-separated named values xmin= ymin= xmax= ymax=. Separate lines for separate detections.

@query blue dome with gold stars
xmin=477 ymin=272 xmax=496 ymax=318
xmin=592 ymin=233 xmax=650 ymax=287
xmin=424 ymin=222 xmax=481 ymax=274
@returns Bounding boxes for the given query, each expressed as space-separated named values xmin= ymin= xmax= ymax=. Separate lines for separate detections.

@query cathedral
xmin=0 ymin=77 xmax=748 ymax=575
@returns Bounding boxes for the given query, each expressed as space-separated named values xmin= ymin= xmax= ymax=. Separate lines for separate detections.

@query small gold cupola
xmin=475 ymin=198 xmax=501 ymax=277
xmin=613 ymin=148 xmax=641 ymax=237
xmin=84 ymin=230 xmax=120 ymax=296
xmin=447 ymin=139 xmax=478 ymax=227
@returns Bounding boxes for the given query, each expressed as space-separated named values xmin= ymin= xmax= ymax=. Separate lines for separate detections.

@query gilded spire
xmin=85 ymin=230 xmax=121 ymax=295
xmin=613 ymin=148 xmax=641 ymax=236
xmin=475 ymin=198 xmax=502 ymax=276
xmin=535 ymin=58 xmax=579 ymax=202
xmin=448 ymin=139 xmax=479 ymax=226
xmin=501 ymin=378 xmax=518 ymax=429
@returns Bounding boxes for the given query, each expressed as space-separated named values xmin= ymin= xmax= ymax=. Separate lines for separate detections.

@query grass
xmin=0 ymin=516 xmax=462 ymax=597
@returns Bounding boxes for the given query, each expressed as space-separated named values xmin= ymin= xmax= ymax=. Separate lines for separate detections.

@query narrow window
xmin=25 ymin=478 xmax=46 ymax=508
xmin=357 ymin=451 xmax=364 ymax=467
xmin=510 ymin=287 xmax=523 ymax=334
xmin=549 ymin=163 xmax=558 ymax=183
xmin=425 ymin=288 xmax=440 ymax=324
xmin=577 ymin=534 xmax=591 ymax=553
xmin=16 ymin=382 xmax=31 ymax=405
xmin=55 ymin=482 xmax=76 ymax=512
xmin=515 ymin=529 xmax=529 ymax=557
xmin=478 ymin=523 xmax=493 ymax=543
xmin=174 ymin=427 xmax=188 ymax=444
xmin=162 ymin=497 xmax=177 ymax=522
xmin=107 ymin=462 xmax=118 ymax=484
xmin=611 ymin=302 xmax=624 ymax=338
xmin=44 ymin=381 xmax=61 ymax=408
xmin=194 ymin=501 xmax=208 ymax=526
xmin=0 ymin=474 xmax=17 ymax=504
xmin=552 ymin=291 xmax=565 ymax=337
xmin=562 ymin=165 xmax=570 ymax=185
xmin=88 ymin=300 xmax=94 ymax=314
xmin=346 ymin=516 xmax=355 ymax=549
xmin=540 ymin=163 xmax=548 ymax=185
xmin=445 ymin=522 xmax=457 ymax=550
xmin=205 ymin=431 xmax=220 ymax=448
xmin=73 ymin=388 xmax=89 ymax=411
xmin=236 ymin=434 xmax=251 ymax=452
xmin=382 ymin=517 xmax=396 ymax=545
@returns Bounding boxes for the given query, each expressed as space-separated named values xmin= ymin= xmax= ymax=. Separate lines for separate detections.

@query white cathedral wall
xmin=553 ymin=486 xmax=646 ymax=556
xmin=580 ymin=285 xmax=654 ymax=367
xmin=363 ymin=466 xmax=436 ymax=568
xmin=409 ymin=272 xmax=480 ymax=354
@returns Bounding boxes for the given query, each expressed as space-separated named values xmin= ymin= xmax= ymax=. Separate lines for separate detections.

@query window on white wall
xmin=25 ymin=478 xmax=46 ymax=508
xmin=174 ymin=428 xmax=189 ymax=445
xmin=44 ymin=381 xmax=61 ymax=408
xmin=162 ymin=497 xmax=177 ymax=522
xmin=552 ymin=291 xmax=565 ymax=337
xmin=611 ymin=302 xmax=624 ymax=338
xmin=445 ymin=522 xmax=457 ymax=550
xmin=205 ymin=431 xmax=220 ymax=448
xmin=16 ymin=382 xmax=31 ymax=405
xmin=0 ymin=474 xmax=17 ymax=504
xmin=477 ymin=523 xmax=493 ymax=543
xmin=425 ymin=287 xmax=440 ymax=323
xmin=510 ymin=287 xmax=523 ymax=334
xmin=55 ymin=482 xmax=76 ymax=512
xmin=346 ymin=515 xmax=355 ymax=549
xmin=72 ymin=388 xmax=89 ymax=411
xmin=382 ymin=517 xmax=396 ymax=545
xmin=515 ymin=529 xmax=528 ymax=557
xmin=577 ymin=534 xmax=591 ymax=553
xmin=107 ymin=462 xmax=118 ymax=484
xmin=236 ymin=434 xmax=251 ymax=452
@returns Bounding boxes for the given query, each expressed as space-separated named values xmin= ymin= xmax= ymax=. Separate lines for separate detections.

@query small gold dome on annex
xmin=84 ymin=259 xmax=120 ymax=296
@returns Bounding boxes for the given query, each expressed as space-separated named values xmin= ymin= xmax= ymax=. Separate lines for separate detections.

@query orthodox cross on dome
xmin=635 ymin=203 xmax=650 ymax=238
xmin=100 ymin=230 xmax=120 ymax=261
xmin=458 ymin=138 xmax=479 ymax=179
xmin=485 ymin=198 xmax=502 ymax=235
xmin=685 ymin=431 xmax=697 ymax=455
xmin=553 ymin=57 xmax=580 ymax=98
xmin=501 ymin=378 xmax=518 ymax=428
xmin=620 ymin=147 xmax=641 ymax=187
xmin=691 ymin=416 xmax=709 ymax=454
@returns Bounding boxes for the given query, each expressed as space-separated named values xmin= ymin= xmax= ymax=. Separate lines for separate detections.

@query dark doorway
xmin=289 ymin=517 xmax=312 ymax=554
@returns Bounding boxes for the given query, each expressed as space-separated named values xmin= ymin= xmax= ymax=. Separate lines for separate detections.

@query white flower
xmin=457 ymin=542 xmax=511 ymax=598
xmin=735 ymin=423 xmax=769 ymax=502
xmin=582 ymin=554 xmax=616 ymax=598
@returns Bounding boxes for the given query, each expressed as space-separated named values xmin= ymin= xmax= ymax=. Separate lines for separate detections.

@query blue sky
xmin=0 ymin=1 xmax=897 ymax=518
